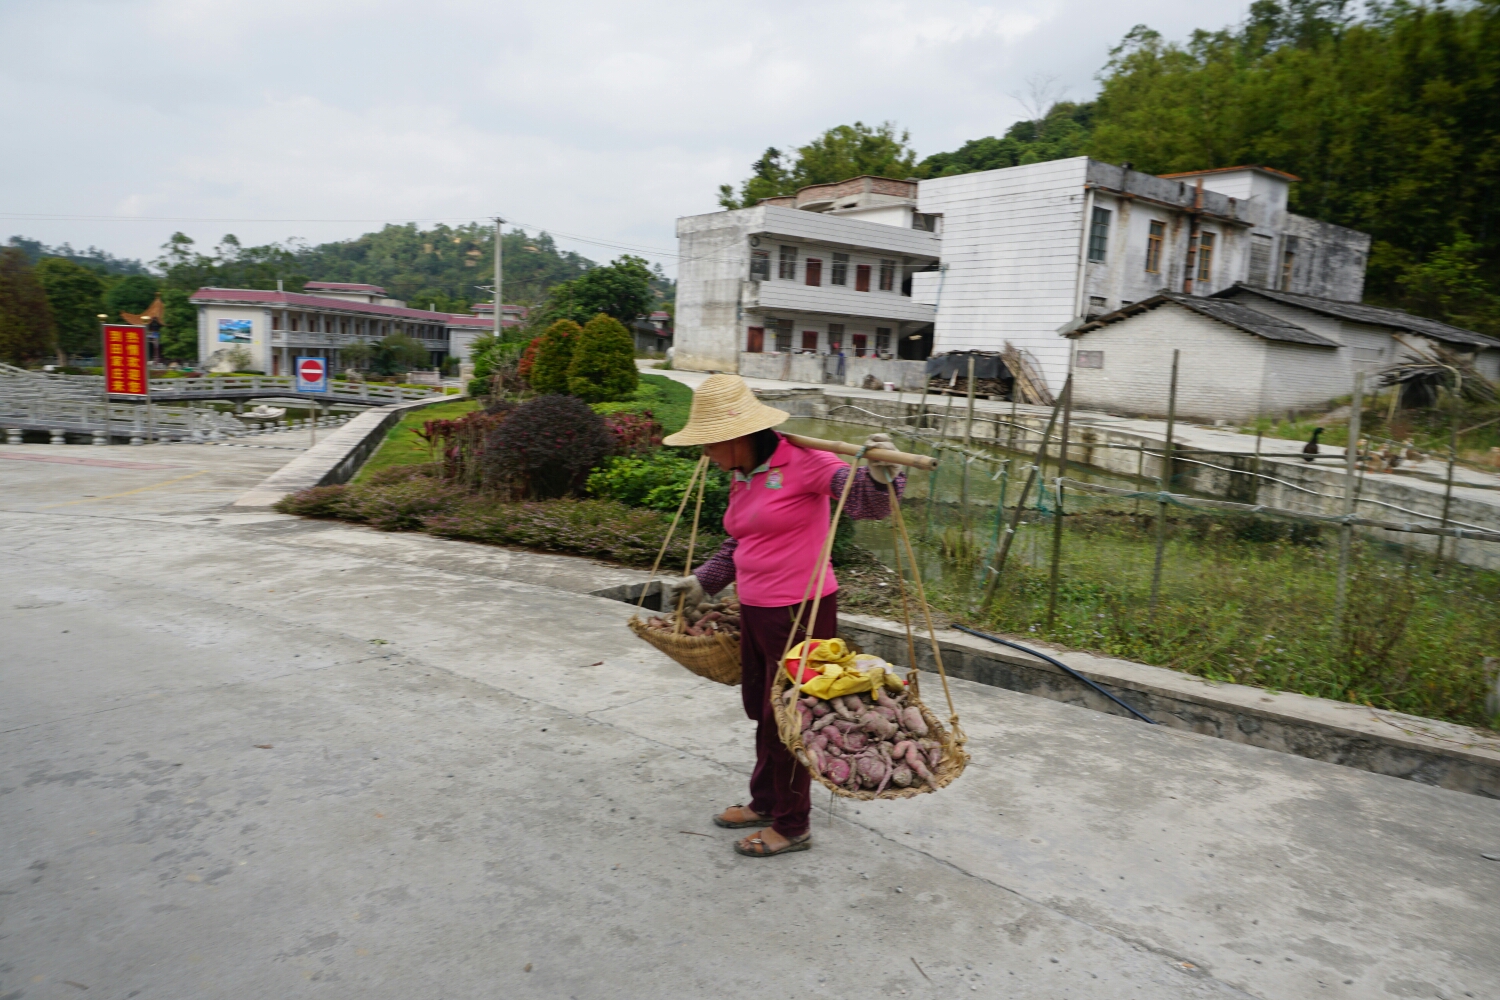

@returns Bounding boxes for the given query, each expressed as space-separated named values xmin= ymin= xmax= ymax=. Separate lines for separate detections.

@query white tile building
xmin=674 ymin=160 xmax=1375 ymax=396
xmin=675 ymin=177 xmax=940 ymax=380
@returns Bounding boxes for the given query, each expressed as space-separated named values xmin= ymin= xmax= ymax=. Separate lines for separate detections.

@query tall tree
xmin=718 ymin=121 xmax=919 ymax=208
xmin=35 ymin=257 xmax=105 ymax=362
xmin=917 ymin=102 xmax=1094 ymax=177
xmin=159 ymin=288 xmax=198 ymax=362
xmin=534 ymin=255 xmax=656 ymax=328
xmin=105 ymin=275 xmax=159 ymax=319
xmin=0 ymin=248 xmax=57 ymax=365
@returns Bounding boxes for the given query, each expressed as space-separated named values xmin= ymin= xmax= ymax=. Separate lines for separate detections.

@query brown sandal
xmin=713 ymin=805 xmax=769 ymax=829
xmin=734 ymin=829 xmax=812 ymax=858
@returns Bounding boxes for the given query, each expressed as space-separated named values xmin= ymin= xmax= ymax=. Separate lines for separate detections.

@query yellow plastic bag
xmin=787 ymin=641 xmax=905 ymax=700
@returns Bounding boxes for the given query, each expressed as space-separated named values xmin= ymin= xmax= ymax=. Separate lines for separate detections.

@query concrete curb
xmin=233 ymin=394 xmax=460 ymax=508
xmin=839 ymin=613 xmax=1500 ymax=799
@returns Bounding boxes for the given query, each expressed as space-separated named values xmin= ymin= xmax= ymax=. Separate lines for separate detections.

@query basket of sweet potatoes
xmin=628 ymin=592 xmax=742 ymax=686
xmin=771 ymin=666 xmax=968 ymax=799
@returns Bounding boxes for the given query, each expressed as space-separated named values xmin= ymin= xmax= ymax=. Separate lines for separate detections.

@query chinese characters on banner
xmin=103 ymin=324 xmax=149 ymax=397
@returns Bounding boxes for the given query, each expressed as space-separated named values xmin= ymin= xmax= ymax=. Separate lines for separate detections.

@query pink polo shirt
xmin=722 ymin=436 xmax=847 ymax=607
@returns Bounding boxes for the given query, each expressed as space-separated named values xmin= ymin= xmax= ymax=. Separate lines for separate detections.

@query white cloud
xmin=1 ymin=0 xmax=1254 ymax=270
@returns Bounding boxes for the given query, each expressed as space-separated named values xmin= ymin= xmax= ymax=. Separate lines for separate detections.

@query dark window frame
xmin=878 ymin=259 xmax=896 ymax=291
xmin=1088 ymin=206 xmax=1111 ymax=262
xmin=1145 ymin=220 xmax=1165 ymax=274
xmin=778 ymin=245 xmax=797 ymax=280
xmin=855 ymin=264 xmax=872 ymax=292
xmin=805 ymin=258 xmax=822 ymax=287
xmin=831 ymin=252 xmax=849 ymax=286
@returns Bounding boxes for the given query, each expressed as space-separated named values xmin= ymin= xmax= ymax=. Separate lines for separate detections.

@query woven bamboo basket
xmin=628 ymin=615 xmax=741 ymax=686
xmin=771 ymin=670 xmax=968 ymax=800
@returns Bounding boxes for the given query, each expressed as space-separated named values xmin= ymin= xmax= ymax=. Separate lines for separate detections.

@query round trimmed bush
xmin=482 ymin=394 xmax=615 ymax=498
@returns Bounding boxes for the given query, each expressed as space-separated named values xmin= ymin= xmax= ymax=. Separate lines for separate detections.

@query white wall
xmin=198 ymin=305 xmax=269 ymax=372
xmin=919 ymin=157 xmax=1090 ymax=394
xmin=1070 ymin=305 xmax=1275 ymax=421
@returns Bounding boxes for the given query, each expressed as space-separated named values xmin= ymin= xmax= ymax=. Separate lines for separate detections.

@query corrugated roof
xmin=189 ymin=288 xmax=450 ymax=323
xmin=1071 ymin=293 xmax=1339 ymax=347
xmin=1213 ymin=284 xmax=1500 ymax=349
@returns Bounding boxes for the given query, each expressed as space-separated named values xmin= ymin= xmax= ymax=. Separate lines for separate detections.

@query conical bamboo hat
xmin=662 ymin=373 xmax=789 ymax=446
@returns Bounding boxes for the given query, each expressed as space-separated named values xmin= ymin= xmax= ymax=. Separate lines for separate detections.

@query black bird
xmin=1302 ymin=427 xmax=1323 ymax=462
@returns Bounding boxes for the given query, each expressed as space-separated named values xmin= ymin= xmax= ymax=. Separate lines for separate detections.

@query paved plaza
xmin=2 ymin=439 xmax=1497 ymax=999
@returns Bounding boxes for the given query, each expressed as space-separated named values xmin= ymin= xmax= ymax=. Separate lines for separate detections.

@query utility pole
xmin=493 ymin=216 xmax=506 ymax=339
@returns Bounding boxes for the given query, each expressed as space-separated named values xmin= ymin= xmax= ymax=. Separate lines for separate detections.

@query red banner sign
xmin=103 ymin=324 xmax=149 ymax=396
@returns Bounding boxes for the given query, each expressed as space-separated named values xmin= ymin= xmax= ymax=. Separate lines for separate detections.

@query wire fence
xmin=825 ymin=358 xmax=1500 ymax=730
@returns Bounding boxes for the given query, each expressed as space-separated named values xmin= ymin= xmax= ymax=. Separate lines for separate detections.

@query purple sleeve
xmin=692 ymin=537 xmax=738 ymax=596
xmin=829 ymin=466 xmax=906 ymax=520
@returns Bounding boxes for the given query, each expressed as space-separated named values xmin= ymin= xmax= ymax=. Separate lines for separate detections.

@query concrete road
xmin=2 ymin=441 xmax=1498 ymax=1000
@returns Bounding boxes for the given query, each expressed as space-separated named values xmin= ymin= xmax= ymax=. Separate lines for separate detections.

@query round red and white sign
xmin=298 ymin=358 xmax=326 ymax=382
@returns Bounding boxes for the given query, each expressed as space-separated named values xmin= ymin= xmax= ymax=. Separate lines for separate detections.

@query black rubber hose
xmin=952 ymin=625 xmax=1158 ymax=725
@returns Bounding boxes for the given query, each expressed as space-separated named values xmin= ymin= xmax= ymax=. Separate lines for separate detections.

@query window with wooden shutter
xmin=879 ymin=259 xmax=896 ymax=291
xmin=746 ymin=326 xmax=764 ymax=353
xmin=855 ymin=264 xmax=871 ymax=292
xmin=852 ymin=334 xmax=868 ymax=357
xmin=1145 ymin=221 xmax=1164 ymax=274
xmin=805 ymin=258 xmax=822 ymax=286
xmin=1197 ymin=232 xmax=1215 ymax=282
xmin=801 ymin=330 xmax=818 ymax=352
xmin=831 ymin=253 xmax=848 ymax=286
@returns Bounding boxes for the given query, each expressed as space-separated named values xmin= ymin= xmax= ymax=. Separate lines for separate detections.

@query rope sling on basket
xmin=768 ymin=448 xmax=969 ymax=800
xmin=628 ymin=454 xmax=743 ymax=686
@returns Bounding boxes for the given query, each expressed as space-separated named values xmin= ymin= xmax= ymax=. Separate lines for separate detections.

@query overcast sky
xmin=1 ymin=0 xmax=1251 ymax=275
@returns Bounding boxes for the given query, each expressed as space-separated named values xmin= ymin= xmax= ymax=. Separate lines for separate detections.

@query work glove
xmin=863 ymin=433 xmax=900 ymax=485
xmin=659 ymin=575 xmax=707 ymax=619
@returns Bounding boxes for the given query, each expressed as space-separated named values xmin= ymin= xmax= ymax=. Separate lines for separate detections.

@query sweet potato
xmin=810 ymin=700 xmax=831 ymax=717
xmin=823 ymin=756 xmax=851 ymax=784
xmin=861 ymin=713 xmax=899 ymax=742
xmin=904 ymin=744 xmax=938 ymax=789
xmin=843 ymin=730 xmax=868 ymax=752
xmin=890 ymin=765 xmax=914 ymax=788
xmin=901 ymin=706 xmax=928 ymax=736
xmin=856 ymin=753 xmax=887 ymax=789
xmin=823 ymin=727 xmax=846 ymax=751
xmin=811 ymin=714 xmax=838 ymax=733
xmin=831 ymin=696 xmax=859 ymax=721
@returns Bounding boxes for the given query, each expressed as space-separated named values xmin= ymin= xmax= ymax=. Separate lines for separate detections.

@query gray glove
xmin=659 ymin=575 xmax=706 ymax=618
xmin=863 ymin=433 xmax=900 ymax=485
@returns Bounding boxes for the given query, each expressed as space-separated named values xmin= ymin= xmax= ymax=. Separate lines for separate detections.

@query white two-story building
xmin=675 ymin=176 xmax=941 ymax=388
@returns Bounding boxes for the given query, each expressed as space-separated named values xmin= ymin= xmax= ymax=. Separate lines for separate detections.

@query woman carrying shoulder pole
xmin=658 ymin=374 xmax=904 ymax=857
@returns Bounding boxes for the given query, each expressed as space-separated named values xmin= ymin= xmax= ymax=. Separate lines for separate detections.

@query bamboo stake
xmin=1334 ymin=372 xmax=1364 ymax=638
xmin=1148 ymin=350 xmax=1180 ymax=616
xmin=1045 ymin=376 xmax=1074 ymax=629
xmin=1435 ymin=373 xmax=1462 ymax=568
xmin=961 ymin=355 xmax=976 ymax=516
xmin=980 ymin=375 xmax=1070 ymax=613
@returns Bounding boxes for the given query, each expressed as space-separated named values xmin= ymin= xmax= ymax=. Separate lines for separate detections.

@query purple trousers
xmin=739 ymin=594 xmax=838 ymax=839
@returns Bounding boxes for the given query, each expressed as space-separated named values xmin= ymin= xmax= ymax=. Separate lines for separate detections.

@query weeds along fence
xmin=827 ymin=360 xmax=1500 ymax=729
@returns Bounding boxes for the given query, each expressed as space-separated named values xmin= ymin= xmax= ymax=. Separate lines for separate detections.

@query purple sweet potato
xmin=861 ymin=713 xmax=899 ymax=742
xmin=823 ymin=756 xmax=851 ymax=784
xmin=830 ymin=697 xmax=859 ymax=722
xmin=843 ymin=730 xmax=868 ymax=752
xmin=823 ymin=727 xmax=846 ymax=751
xmin=904 ymin=744 xmax=938 ymax=789
xmin=890 ymin=765 xmax=914 ymax=788
xmin=890 ymin=740 xmax=914 ymax=763
xmin=856 ymin=753 xmax=887 ymax=789
xmin=797 ymin=704 xmax=812 ymax=731
xmin=810 ymin=700 xmax=831 ymax=717
xmin=901 ymin=706 xmax=928 ymax=736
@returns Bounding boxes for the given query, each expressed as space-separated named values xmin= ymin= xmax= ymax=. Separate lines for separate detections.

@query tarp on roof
xmin=925 ymin=352 xmax=1007 ymax=380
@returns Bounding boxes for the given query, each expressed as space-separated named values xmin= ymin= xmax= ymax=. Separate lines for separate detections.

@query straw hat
xmin=663 ymin=373 xmax=789 ymax=446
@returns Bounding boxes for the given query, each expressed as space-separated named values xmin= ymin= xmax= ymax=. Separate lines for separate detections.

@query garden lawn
xmin=592 ymin=374 xmax=692 ymax=435
xmin=355 ymin=398 xmax=481 ymax=483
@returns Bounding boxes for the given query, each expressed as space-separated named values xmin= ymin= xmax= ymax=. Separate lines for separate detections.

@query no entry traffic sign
xmin=295 ymin=356 xmax=328 ymax=393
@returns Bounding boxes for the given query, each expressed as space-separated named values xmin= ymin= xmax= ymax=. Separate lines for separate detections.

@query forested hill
xmin=719 ymin=0 xmax=1500 ymax=335
xmin=150 ymin=224 xmax=609 ymax=312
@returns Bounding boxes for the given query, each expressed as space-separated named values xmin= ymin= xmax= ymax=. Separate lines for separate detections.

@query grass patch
xmin=355 ymin=398 xmax=481 ymax=483
xmin=590 ymin=374 xmax=692 ymax=435
xmin=851 ymin=502 xmax=1500 ymax=729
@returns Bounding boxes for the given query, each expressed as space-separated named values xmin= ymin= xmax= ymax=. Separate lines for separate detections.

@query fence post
xmin=960 ymin=355 xmax=976 ymax=516
xmin=1045 ymin=375 xmax=1074 ymax=629
xmin=1148 ymin=350 xmax=1180 ymax=616
xmin=981 ymin=374 xmax=1070 ymax=613
xmin=1334 ymin=371 xmax=1365 ymax=640
xmin=1435 ymin=372 xmax=1462 ymax=568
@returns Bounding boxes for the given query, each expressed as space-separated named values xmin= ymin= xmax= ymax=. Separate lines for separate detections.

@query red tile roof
xmin=304 ymin=281 xmax=388 ymax=294
xmin=189 ymin=287 xmax=450 ymax=323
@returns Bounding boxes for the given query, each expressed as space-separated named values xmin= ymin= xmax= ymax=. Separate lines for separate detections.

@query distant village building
xmin=1066 ymin=286 xmax=1500 ymax=420
xmin=675 ymin=176 xmax=940 ymax=387
xmin=188 ymin=282 xmax=525 ymax=374
xmin=673 ymin=158 xmax=1424 ymax=409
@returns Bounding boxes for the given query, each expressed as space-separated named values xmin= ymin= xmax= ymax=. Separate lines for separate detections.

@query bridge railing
xmin=144 ymin=376 xmax=446 ymax=403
